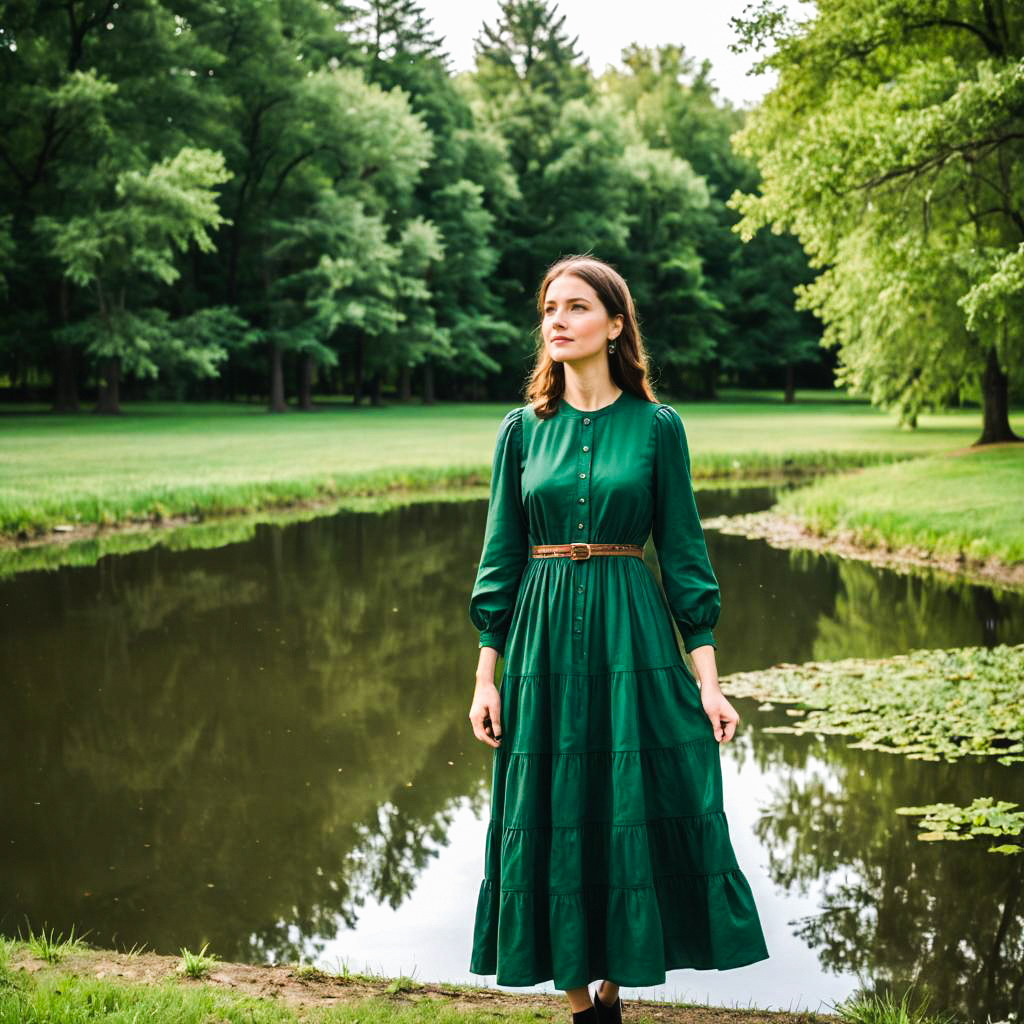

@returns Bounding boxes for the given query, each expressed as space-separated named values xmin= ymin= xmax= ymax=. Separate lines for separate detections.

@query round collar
xmin=557 ymin=389 xmax=629 ymax=419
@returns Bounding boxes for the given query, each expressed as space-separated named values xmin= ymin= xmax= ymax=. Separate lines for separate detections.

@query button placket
xmin=572 ymin=415 xmax=593 ymax=660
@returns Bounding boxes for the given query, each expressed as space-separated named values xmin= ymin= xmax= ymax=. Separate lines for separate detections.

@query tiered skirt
xmin=469 ymin=662 xmax=769 ymax=989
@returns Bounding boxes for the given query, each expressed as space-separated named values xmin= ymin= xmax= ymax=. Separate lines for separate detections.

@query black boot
xmin=572 ymin=1006 xmax=599 ymax=1024
xmin=591 ymin=982 xmax=623 ymax=1024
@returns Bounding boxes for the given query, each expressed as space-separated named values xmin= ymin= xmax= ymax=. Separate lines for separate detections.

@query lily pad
xmin=721 ymin=644 xmax=1024 ymax=765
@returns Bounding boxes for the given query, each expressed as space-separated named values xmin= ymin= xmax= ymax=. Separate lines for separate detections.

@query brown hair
xmin=525 ymin=254 xmax=658 ymax=419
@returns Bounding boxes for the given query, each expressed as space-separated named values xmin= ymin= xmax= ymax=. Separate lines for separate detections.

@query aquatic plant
xmin=895 ymin=797 xmax=1024 ymax=854
xmin=721 ymin=644 xmax=1024 ymax=765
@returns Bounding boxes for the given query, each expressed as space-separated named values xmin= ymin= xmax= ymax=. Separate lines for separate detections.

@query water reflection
xmin=746 ymin=705 xmax=1024 ymax=1019
xmin=0 ymin=503 xmax=493 ymax=966
xmin=0 ymin=492 xmax=1022 ymax=1019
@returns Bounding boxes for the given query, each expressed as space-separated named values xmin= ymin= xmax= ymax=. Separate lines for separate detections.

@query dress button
xmin=577 ymin=522 xmax=584 ymax=529
xmin=578 ymin=497 xmax=585 ymax=504
xmin=579 ymin=472 xmax=586 ymax=479
xmin=577 ymin=585 xmax=584 ymax=593
xmin=583 ymin=417 xmax=591 ymax=425
xmin=583 ymin=446 xmax=589 ymax=452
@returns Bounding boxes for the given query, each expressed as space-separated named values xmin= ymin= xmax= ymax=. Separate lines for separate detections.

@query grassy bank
xmin=772 ymin=445 xmax=1024 ymax=566
xmin=0 ymin=393 xmax=1010 ymax=542
xmin=0 ymin=933 xmax=840 ymax=1024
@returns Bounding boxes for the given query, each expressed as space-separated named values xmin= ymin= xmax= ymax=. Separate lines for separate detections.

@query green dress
xmin=467 ymin=388 xmax=769 ymax=990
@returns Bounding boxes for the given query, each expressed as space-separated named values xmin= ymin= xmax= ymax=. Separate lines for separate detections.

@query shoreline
xmin=3 ymin=476 xmax=1021 ymax=591
xmin=0 ymin=452 xmax=905 ymax=549
xmin=7 ymin=943 xmax=836 ymax=1022
xmin=702 ymin=510 xmax=1024 ymax=590
xmin=0 ymin=482 xmax=485 ymax=553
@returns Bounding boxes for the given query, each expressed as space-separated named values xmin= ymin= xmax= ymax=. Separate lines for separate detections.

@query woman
xmin=467 ymin=255 xmax=768 ymax=1023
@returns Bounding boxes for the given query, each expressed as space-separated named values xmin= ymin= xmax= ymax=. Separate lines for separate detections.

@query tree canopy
xmin=729 ymin=0 xmax=1023 ymax=442
xmin=0 ymin=0 xmax=884 ymax=416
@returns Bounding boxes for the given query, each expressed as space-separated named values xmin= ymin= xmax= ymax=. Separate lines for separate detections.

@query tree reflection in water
xmin=744 ymin=706 xmax=1024 ymax=1020
xmin=3 ymin=495 xmax=1023 ymax=1013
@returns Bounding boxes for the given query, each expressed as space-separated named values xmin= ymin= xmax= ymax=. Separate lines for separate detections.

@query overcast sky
xmin=424 ymin=1 xmax=781 ymax=108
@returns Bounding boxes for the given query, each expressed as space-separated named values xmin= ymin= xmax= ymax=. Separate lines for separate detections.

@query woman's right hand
xmin=469 ymin=679 xmax=503 ymax=748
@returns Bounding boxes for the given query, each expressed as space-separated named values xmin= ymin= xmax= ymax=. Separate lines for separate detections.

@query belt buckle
xmin=570 ymin=542 xmax=592 ymax=560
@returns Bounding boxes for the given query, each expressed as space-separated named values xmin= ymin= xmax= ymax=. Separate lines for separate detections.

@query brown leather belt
xmin=530 ymin=542 xmax=643 ymax=561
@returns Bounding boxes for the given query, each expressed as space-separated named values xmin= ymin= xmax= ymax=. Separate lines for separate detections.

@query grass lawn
xmin=0 ymin=936 xmax=843 ymax=1024
xmin=0 ymin=930 xmax=974 ymax=1024
xmin=774 ymin=445 xmax=1024 ymax=564
xmin=1 ymin=390 xmax=1016 ymax=541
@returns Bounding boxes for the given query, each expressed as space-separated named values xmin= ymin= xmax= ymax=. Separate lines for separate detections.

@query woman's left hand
xmin=700 ymin=684 xmax=740 ymax=744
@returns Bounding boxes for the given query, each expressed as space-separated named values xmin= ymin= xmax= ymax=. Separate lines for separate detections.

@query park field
xmin=774 ymin=443 xmax=1024 ymax=565
xmin=0 ymin=390 xmax=1020 ymax=564
xmin=0 ymin=934 xmax=852 ymax=1024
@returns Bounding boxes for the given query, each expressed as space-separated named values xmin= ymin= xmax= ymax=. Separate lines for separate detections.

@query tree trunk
xmin=703 ymin=361 xmax=717 ymax=400
xmin=352 ymin=336 xmax=364 ymax=405
xmin=269 ymin=342 xmax=286 ymax=413
xmin=399 ymin=364 xmax=412 ymax=401
xmin=52 ymin=279 xmax=80 ymax=412
xmin=783 ymin=364 xmax=795 ymax=403
xmin=53 ymin=344 xmax=80 ymax=412
xmin=94 ymin=355 xmax=121 ymax=414
xmin=976 ymin=344 xmax=1022 ymax=445
xmin=298 ymin=353 xmax=314 ymax=411
xmin=368 ymin=371 xmax=382 ymax=407
xmin=421 ymin=360 xmax=435 ymax=405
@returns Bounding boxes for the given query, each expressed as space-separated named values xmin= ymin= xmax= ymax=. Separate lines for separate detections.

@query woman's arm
xmin=651 ymin=405 xmax=738 ymax=743
xmin=650 ymin=404 xmax=721 ymax=653
xmin=468 ymin=407 xmax=528 ymax=747
xmin=468 ymin=407 xmax=528 ymax=657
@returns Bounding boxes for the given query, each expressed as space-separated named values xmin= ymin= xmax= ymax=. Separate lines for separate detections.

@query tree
xmin=351 ymin=0 xmax=518 ymax=402
xmin=729 ymin=0 xmax=1023 ymax=440
xmin=0 ymin=0 xmax=225 ymax=410
xmin=473 ymin=0 xmax=592 ymax=110
xmin=604 ymin=44 xmax=823 ymax=399
xmin=35 ymin=147 xmax=244 ymax=413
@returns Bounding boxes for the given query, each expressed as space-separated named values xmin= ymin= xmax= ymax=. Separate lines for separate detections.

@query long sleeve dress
xmin=467 ymin=388 xmax=768 ymax=990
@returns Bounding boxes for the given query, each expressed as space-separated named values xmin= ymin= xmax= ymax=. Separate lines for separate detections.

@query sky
xmin=423 ymin=1 xmax=782 ymax=109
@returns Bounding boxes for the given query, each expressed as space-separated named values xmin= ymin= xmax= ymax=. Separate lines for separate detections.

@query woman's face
xmin=541 ymin=273 xmax=623 ymax=368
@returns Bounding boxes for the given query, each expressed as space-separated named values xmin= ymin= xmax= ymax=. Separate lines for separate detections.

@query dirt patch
xmin=9 ymin=947 xmax=834 ymax=1023
xmin=702 ymin=511 xmax=1024 ymax=590
xmin=942 ymin=439 xmax=1024 ymax=457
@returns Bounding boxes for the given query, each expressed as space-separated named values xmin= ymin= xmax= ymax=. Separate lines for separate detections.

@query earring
xmin=608 ymin=338 xmax=616 ymax=354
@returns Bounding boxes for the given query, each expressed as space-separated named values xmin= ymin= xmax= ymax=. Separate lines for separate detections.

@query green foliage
xmin=0 ymin=0 xmax=838 ymax=406
xmin=34 ymin=147 xmax=234 ymax=379
xmin=473 ymin=0 xmax=593 ymax=108
xmin=896 ymin=797 xmax=1024 ymax=853
xmin=729 ymin=1 xmax=1024 ymax=433
xmin=19 ymin=923 xmax=86 ymax=965
xmin=721 ymin=643 xmax=1024 ymax=764
xmin=385 ymin=974 xmax=422 ymax=993
xmin=604 ymin=44 xmax=822 ymax=390
xmin=178 ymin=942 xmax=219 ymax=978
xmin=830 ymin=985 xmax=955 ymax=1024
xmin=0 ymin=215 xmax=13 ymax=298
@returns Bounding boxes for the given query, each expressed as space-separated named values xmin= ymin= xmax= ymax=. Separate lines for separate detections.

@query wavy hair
xmin=525 ymin=254 xmax=657 ymax=419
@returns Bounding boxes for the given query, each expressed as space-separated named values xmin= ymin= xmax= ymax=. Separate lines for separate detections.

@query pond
xmin=1 ymin=485 xmax=1022 ymax=1020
